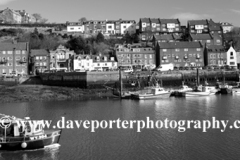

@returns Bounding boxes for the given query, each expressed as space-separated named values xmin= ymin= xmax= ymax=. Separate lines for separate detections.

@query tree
xmin=67 ymin=36 xmax=86 ymax=54
xmin=40 ymin=18 xmax=48 ymax=24
xmin=78 ymin=17 xmax=87 ymax=23
xmin=96 ymin=32 xmax=105 ymax=43
xmin=32 ymin=13 xmax=42 ymax=23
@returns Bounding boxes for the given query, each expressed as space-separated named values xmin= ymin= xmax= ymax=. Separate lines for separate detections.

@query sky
xmin=1 ymin=0 xmax=240 ymax=26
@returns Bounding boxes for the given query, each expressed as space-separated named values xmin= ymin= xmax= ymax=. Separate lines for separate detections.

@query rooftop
xmin=158 ymin=41 xmax=202 ymax=49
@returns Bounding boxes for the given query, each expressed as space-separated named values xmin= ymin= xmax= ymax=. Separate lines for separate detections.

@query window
xmin=22 ymin=50 xmax=26 ymax=54
xmin=163 ymin=49 xmax=167 ymax=52
xmin=8 ymin=63 xmax=12 ymax=66
xmin=149 ymin=55 xmax=152 ymax=59
xmin=8 ymin=51 xmax=13 ymax=54
xmin=196 ymin=48 xmax=201 ymax=51
xmin=184 ymin=48 xmax=188 ymax=52
xmin=16 ymin=56 xmax=21 ymax=60
xmin=206 ymin=40 xmax=211 ymax=43
xmin=175 ymin=49 xmax=180 ymax=52
xmin=2 ymin=51 xmax=6 ymax=54
xmin=216 ymin=40 xmax=221 ymax=43
xmin=15 ymin=50 xmax=21 ymax=54
xmin=8 ymin=57 xmax=13 ymax=60
xmin=230 ymin=52 xmax=233 ymax=56
xmin=145 ymin=55 xmax=147 ymax=58
xmin=230 ymin=62 xmax=235 ymax=65
xmin=36 ymin=56 xmax=39 ymax=60
xmin=108 ymin=26 xmax=112 ymax=29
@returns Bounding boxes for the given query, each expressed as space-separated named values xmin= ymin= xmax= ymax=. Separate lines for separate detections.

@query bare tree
xmin=32 ymin=13 xmax=42 ymax=23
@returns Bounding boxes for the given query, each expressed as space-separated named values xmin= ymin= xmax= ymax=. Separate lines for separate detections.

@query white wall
xmin=67 ymin=25 xmax=84 ymax=33
xmin=226 ymin=46 xmax=237 ymax=67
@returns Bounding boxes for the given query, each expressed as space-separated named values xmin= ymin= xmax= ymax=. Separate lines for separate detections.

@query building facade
xmin=115 ymin=43 xmax=156 ymax=68
xmin=30 ymin=49 xmax=50 ymax=74
xmin=66 ymin=22 xmax=84 ymax=33
xmin=92 ymin=55 xmax=117 ymax=71
xmin=203 ymin=45 xmax=226 ymax=66
xmin=155 ymin=42 xmax=204 ymax=67
xmin=226 ymin=46 xmax=237 ymax=67
xmin=188 ymin=20 xmax=209 ymax=34
xmin=73 ymin=55 xmax=93 ymax=71
xmin=0 ymin=8 xmax=22 ymax=24
xmin=0 ymin=41 xmax=29 ymax=75
xmin=221 ymin=22 xmax=234 ymax=33
xmin=49 ymin=45 xmax=75 ymax=71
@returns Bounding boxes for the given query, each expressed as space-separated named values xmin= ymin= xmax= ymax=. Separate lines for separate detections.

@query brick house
xmin=155 ymin=42 xmax=204 ymax=67
xmin=0 ymin=41 xmax=29 ymax=75
xmin=208 ymin=19 xmax=223 ymax=36
xmin=203 ymin=45 xmax=226 ymax=66
xmin=159 ymin=19 xmax=181 ymax=34
xmin=30 ymin=49 xmax=50 ymax=74
xmin=115 ymin=43 xmax=156 ymax=69
xmin=188 ymin=20 xmax=209 ymax=34
xmin=189 ymin=34 xmax=213 ymax=46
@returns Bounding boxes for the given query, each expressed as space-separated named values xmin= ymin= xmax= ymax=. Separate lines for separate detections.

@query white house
xmin=226 ymin=46 xmax=237 ymax=67
xmin=221 ymin=22 xmax=233 ymax=33
xmin=120 ymin=20 xmax=136 ymax=35
xmin=92 ymin=55 xmax=117 ymax=71
xmin=106 ymin=21 xmax=115 ymax=34
xmin=66 ymin=22 xmax=84 ymax=33
xmin=73 ymin=55 xmax=93 ymax=71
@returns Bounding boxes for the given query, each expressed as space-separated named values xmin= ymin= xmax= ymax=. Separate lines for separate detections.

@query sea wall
xmin=39 ymin=70 xmax=240 ymax=88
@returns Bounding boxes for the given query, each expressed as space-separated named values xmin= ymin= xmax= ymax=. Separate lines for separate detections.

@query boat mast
xmin=119 ymin=68 xmax=122 ymax=98
xmin=196 ymin=67 xmax=199 ymax=86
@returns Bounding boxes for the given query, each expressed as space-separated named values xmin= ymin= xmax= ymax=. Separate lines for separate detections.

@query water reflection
xmin=0 ymin=144 xmax=60 ymax=160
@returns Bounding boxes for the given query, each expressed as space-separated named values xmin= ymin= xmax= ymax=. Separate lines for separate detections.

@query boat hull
xmin=0 ymin=130 xmax=61 ymax=151
xmin=185 ymin=92 xmax=216 ymax=97
xmin=131 ymin=92 xmax=171 ymax=100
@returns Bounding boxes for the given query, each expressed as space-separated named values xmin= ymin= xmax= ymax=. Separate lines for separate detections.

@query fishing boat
xmin=0 ymin=114 xmax=61 ymax=151
xmin=171 ymin=82 xmax=193 ymax=97
xmin=131 ymin=83 xmax=171 ymax=100
xmin=185 ymin=85 xmax=218 ymax=97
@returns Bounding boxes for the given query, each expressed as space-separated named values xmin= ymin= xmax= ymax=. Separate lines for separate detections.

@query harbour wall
xmin=39 ymin=70 xmax=240 ymax=88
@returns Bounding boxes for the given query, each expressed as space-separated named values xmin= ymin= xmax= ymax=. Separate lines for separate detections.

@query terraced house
xmin=155 ymin=42 xmax=204 ymax=68
xmin=0 ymin=41 xmax=29 ymax=75
xmin=115 ymin=43 xmax=156 ymax=69
xmin=139 ymin=18 xmax=181 ymax=41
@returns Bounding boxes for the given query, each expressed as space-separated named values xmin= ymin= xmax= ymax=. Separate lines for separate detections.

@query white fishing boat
xmin=131 ymin=84 xmax=171 ymax=100
xmin=185 ymin=85 xmax=218 ymax=97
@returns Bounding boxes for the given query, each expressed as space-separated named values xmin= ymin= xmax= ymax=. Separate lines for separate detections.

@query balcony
xmin=0 ymin=59 xmax=8 ymax=64
xmin=18 ymin=60 xmax=27 ymax=64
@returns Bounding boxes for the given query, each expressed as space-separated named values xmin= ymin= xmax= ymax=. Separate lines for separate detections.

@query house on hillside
xmin=0 ymin=8 xmax=22 ymax=24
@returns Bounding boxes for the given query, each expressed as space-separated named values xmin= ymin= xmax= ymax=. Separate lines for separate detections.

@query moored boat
xmin=185 ymin=85 xmax=218 ymax=97
xmin=0 ymin=114 xmax=61 ymax=151
xmin=131 ymin=84 xmax=171 ymax=100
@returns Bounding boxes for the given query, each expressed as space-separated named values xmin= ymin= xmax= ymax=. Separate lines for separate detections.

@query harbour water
xmin=1 ymin=94 xmax=240 ymax=160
